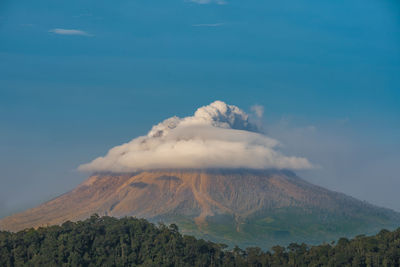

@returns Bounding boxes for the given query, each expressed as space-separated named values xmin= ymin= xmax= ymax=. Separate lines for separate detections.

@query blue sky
xmin=0 ymin=0 xmax=399 ymax=217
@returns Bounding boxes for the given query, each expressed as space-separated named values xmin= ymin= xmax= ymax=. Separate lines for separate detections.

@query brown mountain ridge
xmin=1 ymin=169 xmax=399 ymax=248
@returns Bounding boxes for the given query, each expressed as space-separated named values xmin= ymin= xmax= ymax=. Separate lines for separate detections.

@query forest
xmin=0 ymin=215 xmax=399 ymax=266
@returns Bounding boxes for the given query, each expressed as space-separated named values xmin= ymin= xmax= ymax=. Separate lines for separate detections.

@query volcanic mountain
xmin=1 ymin=169 xmax=399 ymax=248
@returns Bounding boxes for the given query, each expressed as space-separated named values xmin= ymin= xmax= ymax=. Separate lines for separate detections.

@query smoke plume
xmin=79 ymin=101 xmax=312 ymax=172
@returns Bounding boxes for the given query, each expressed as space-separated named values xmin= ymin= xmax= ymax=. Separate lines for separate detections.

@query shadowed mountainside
xmin=1 ymin=169 xmax=399 ymax=248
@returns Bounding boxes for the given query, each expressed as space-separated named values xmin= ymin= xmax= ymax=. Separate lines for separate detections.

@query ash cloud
xmin=79 ymin=101 xmax=312 ymax=172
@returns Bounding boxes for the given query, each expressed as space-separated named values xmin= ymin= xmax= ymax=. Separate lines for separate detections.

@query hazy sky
xmin=0 ymin=0 xmax=399 ymax=217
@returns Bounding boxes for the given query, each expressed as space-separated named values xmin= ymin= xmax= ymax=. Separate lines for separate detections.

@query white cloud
xmin=188 ymin=0 xmax=227 ymax=5
xmin=79 ymin=101 xmax=312 ymax=172
xmin=49 ymin=28 xmax=93 ymax=36
xmin=251 ymin=104 xmax=264 ymax=118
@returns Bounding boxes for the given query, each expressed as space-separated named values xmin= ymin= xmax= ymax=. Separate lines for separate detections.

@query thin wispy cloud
xmin=49 ymin=28 xmax=93 ymax=36
xmin=192 ymin=23 xmax=224 ymax=27
xmin=188 ymin=0 xmax=227 ymax=5
xmin=73 ymin=13 xmax=92 ymax=18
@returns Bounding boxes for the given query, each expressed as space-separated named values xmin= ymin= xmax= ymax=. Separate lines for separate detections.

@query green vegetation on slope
xmin=1 ymin=215 xmax=400 ymax=266
xmin=164 ymin=206 xmax=399 ymax=249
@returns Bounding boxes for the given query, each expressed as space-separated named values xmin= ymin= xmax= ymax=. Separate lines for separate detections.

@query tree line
xmin=0 ymin=214 xmax=399 ymax=266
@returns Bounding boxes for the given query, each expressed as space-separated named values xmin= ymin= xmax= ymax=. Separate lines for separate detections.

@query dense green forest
xmin=0 ymin=215 xmax=399 ymax=266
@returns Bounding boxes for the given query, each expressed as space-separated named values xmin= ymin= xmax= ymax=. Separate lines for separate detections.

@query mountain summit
xmin=1 ymin=169 xmax=399 ymax=248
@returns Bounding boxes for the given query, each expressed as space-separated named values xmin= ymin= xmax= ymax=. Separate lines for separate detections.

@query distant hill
xmin=1 ymin=215 xmax=400 ymax=266
xmin=1 ymin=169 xmax=399 ymax=248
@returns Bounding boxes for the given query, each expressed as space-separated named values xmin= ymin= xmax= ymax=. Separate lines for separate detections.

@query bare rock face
xmin=1 ymin=169 xmax=399 ymax=248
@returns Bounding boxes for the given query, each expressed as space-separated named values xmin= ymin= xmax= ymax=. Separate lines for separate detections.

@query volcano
xmin=1 ymin=169 xmax=399 ymax=248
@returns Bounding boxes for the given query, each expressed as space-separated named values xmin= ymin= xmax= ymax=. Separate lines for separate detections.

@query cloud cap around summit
xmin=79 ymin=101 xmax=313 ymax=172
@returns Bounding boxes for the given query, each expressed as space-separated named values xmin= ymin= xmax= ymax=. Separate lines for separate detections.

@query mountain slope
xmin=1 ymin=169 xmax=399 ymax=248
